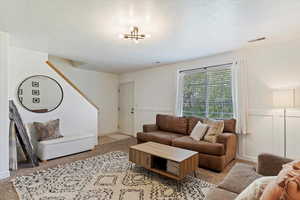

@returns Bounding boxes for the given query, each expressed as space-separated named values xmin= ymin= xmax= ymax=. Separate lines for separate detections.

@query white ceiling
xmin=1 ymin=0 xmax=300 ymax=73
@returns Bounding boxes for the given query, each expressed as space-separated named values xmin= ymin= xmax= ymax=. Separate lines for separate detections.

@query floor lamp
xmin=273 ymin=89 xmax=295 ymax=157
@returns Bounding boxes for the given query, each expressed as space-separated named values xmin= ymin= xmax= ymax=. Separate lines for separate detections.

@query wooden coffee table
xmin=129 ymin=142 xmax=198 ymax=180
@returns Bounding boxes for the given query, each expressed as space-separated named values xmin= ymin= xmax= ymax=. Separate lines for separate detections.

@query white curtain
xmin=232 ymin=53 xmax=249 ymax=134
xmin=175 ymin=72 xmax=185 ymax=116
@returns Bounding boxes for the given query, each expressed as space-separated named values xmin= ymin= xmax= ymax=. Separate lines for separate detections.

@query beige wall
xmin=120 ymin=38 xmax=300 ymax=161
xmin=49 ymin=56 xmax=119 ymax=135
xmin=120 ymin=51 xmax=235 ymax=134
xmin=0 ymin=32 xmax=9 ymax=179
xmin=9 ymin=47 xmax=98 ymax=143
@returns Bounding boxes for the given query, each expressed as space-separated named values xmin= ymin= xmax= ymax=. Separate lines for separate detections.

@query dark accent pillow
xmin=156 ymin=114 xmax=188 ymax=134
xmin=33 ymin=119 xmax=63 ymax=141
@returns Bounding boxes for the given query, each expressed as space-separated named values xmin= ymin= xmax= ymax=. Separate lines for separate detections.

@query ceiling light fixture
xmin=119 ymin=26 xmax=150 ymax=43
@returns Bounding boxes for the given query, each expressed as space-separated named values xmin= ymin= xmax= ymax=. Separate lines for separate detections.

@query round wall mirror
xmin=17 ymin=75 xmax=64 ymax=113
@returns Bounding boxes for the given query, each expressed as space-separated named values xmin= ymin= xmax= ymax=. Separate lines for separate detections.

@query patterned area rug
xmin=13 ymin=151 xmax=215 ymax=200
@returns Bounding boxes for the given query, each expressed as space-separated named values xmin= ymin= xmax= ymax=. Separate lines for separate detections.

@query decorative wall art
xmin=32 ymin=98 xmax=40 ymax=103
xmin=32 ymin=81 xmax=39 ymax=87
xmin=18 ymin=75 xmax=63 ymax=113
xmin=32 ymin=90 xmax=40 ymax=96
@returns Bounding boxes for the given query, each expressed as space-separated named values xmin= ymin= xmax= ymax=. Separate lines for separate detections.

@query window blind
xmin=181 ymin=64 xmax=233 ymax=119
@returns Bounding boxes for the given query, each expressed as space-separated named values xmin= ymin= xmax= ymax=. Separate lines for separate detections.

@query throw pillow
xmin=235 ymin=176 xmax=276 ymax=200
xmin=26 ymin=123 xmax=39 ymax=152
xmin=203 ymin=119 xmax=224 ymax=143
xmin=32 ymin=119 xmax=63 ymax=141
xmin=190 ymin=121 xmax=208 ymax=141
xmin=187 ymin=116 xmax=205 ymax=134
xmin=260 ymin=160 xmax=300 ymax=200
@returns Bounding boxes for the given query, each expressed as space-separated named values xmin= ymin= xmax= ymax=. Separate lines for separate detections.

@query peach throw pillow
xmin=260 ymin=160 xmax=300 ymax=200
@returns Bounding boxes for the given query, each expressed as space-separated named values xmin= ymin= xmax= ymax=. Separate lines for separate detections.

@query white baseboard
xmin=0 ymin=170 xmax=10 ymax=180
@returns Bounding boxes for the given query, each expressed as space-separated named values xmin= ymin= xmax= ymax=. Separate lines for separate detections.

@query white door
xmin=118 ymin=82 xmax=134 ymax=135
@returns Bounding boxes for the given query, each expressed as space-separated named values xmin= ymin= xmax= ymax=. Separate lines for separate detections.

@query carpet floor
xmin=13 ymin=151 xmax=215 ymax=200
xmin=0 ymin=137 xmax=253 ymax=200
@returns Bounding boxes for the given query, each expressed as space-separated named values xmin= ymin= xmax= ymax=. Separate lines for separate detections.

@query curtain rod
xmin=179 ymin=62 xmax=233 ymax=73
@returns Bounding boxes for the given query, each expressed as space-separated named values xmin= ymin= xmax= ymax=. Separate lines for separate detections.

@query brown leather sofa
xmin=137 ymin=114 xmax=237 ymax=171
xmin=205 ymin=153 xmax=293 ymax=200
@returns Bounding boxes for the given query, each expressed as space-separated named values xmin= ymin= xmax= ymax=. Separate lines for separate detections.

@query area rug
xmin=13 ymin=151 xmax=215 ymax=200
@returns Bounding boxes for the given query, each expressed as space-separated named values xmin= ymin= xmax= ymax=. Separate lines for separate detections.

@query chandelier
xmin=119 ymin=26 xmax=150 ymax=43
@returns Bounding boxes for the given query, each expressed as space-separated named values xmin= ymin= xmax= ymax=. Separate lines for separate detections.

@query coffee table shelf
xmin=129 ymin=142 xmax=198 ymax=180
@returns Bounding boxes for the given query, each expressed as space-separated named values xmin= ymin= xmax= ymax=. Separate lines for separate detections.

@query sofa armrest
xmin=143 ymin=124 xmax=158 ymax=132
xmin=218 ymin=163 xmax=262 ymax=194
xmin=257 ymin=153 xmax=293 ymax=176
xmin=216 ymin=133 xmax=237 ymax=156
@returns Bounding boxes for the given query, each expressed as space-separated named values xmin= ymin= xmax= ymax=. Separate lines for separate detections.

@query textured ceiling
xmin=1 ymin=0 xmax=300 ymax=73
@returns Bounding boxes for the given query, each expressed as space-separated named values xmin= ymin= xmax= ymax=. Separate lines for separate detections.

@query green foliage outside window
xmin=182 ymin=66 xmax=233 ymax=119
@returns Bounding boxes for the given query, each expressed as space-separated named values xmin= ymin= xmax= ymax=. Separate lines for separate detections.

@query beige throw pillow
xmin=190 ymin=121 xmax=208 ymax=141
xmin=203 ymin=119 xmax=224 ymax=143
xmin=33 ymin=119 xmax=62 ymax=141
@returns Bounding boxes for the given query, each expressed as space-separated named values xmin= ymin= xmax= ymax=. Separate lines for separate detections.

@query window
xmin=180 ymin=64 xmax=233 ymax=119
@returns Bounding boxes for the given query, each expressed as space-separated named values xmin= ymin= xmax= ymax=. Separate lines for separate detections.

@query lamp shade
xmin=273 ymin=89 xmax=295 ymax=108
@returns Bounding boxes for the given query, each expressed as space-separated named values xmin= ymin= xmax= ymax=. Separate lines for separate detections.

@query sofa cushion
xmin=172 ymin=136 xmax=225 ymax=156
xmin=223 ymin=119 xmax=236 ymax=133
xmin=143 ymin=124 xmax=158 ymax=132
xmin=204 ymin=188 xmax=238 ymax=200
xmin=203 ymin=119 xmax=224 ymax=143
xmin=257 ymin=153 xmax=293 ymax=176
xmin=218 ymin=163 xmax=262 ymax=194
xmin=156 ymin=114 xmax=188 ymax=135
xmin=33 ymin=119 xmax=63 ymax=141
xmin=190 ymin=121 xmax=208 ymax=141
xmin=187 ymin=116 xmax=205 ymax=134
xmin=137 ymin=131 xmax=183 ymax=145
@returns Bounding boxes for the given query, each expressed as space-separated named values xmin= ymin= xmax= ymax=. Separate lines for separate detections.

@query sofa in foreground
xmin=137 ymin=114 xmax=237 ymax=171
xmin=204 ymin=153 xmax=293 ymax=200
